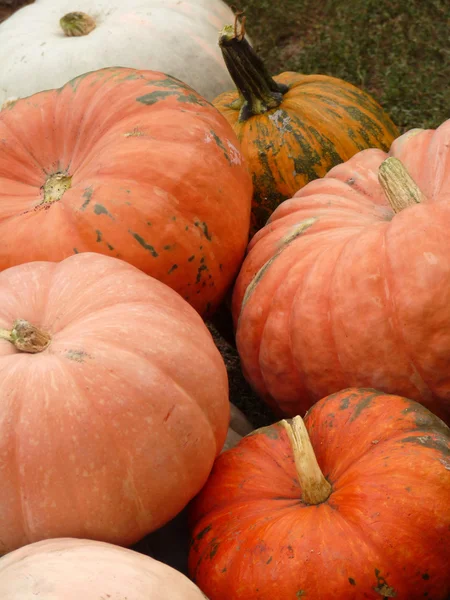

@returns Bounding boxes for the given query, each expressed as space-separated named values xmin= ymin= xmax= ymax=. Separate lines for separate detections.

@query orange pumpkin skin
xmin=0 ymin=252 xmax=229 ymax=554
xmin=0 ymin=67 xmax=253 ymax=317
xmin=188 ymin=389 xmax=450 ymax=600
xmin=214 ymin=31 xmax=399 ymax=235
xmin=232 ymin=119 xmax=450 ymax=424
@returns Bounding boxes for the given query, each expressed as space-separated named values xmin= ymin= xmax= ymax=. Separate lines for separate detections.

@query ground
xmin=1 ymin=0 xmax=448 ymax=428
xmin=222 ymin=0 xmax=449 ymax=132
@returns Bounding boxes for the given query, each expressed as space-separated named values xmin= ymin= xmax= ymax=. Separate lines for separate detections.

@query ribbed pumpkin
xmin=0 ymin=66 xmax=253 ymax=317
xmin=0 ymin=252 xmax=229 ymax=554
xmin=0 ymin=538 xmax=209 ymax=599
xmin=189 ymin=388 xmax=450 ymax=600
xmin=214 ymin=22 xmax=399 ymax=235
xmin=233 ymin=119 xmax=450 ymax=425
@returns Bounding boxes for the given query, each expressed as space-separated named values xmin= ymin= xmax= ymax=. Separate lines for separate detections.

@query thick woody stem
xmin=378 ymin=157 xmax=427 ymax=213
xmin=281 ymin=416 xmax=332 ymax=505
xmin=218 ymin=23 xmax=289 ymax=121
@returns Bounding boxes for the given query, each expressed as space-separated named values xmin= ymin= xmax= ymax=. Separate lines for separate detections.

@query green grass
xmin=223 ymin=0 xmax=449 ymax=131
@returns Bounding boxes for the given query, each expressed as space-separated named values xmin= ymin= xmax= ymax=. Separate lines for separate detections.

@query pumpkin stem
xmin=0 ymin=320 xmax=51 ymax=353
xmin=378 ymin=157 xmax=427 ymax=213
xmin=219 ymin=21 xmax=289 ymax=121
xmin=43 ymin=172 xmax=72 ymax=204
xmin=60 ymin=12 xmax=96 ymax=37
xmin=281 ymin=416 xmax=332 ymax=505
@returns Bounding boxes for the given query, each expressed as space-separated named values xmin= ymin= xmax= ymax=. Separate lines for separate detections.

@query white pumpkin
xmin=0 ymin=0 xmax=241 ymax=106
xmin=0 ymin=537 xmax=209 ymax=599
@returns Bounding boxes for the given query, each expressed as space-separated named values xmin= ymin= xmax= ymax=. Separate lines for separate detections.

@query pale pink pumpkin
xmin=0 ymin=252 xmax=229 ymax=554
xmin=0 ymin=537 xmax=208 ymax=599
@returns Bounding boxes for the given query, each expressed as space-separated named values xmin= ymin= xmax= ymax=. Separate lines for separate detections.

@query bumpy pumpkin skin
xmin=0 ymin=67 xmax=252 ymax=317
xmin=215 ymin=71 xmax=399 ymax=234
xmin=0 ymin=252 xmax=229 ymax=554
xmin=233 ymin=120 xmax=450 ymax=424
xmin=0 ymin=538 xmax=208 ymax=599
xmin=189 ymin=389 xmax=450 ymax=600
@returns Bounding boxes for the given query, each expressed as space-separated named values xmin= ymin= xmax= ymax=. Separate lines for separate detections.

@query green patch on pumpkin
xmin=93 ymin=203 xmax=114 ymax=219
xmin=129 ymin=231 xmax=158 ymax=257
xmin=80 ymin=186 xmax=93 ymax=211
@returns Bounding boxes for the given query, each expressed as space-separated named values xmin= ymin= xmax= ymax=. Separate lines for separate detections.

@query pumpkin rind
xmin=232 ymin=120 xmax=450 ymax=423
xmin=0 ymin=67 xmax=253 ymax=317
xmin=188 ymin=388 xmax=450 ymax=600
xmin=0 ymin=538 xmax=209 ymax=599
xmin=0 ymin=252 xmax=229 ymax=554
xmin=214 ymin=29 xmax=399 ymax=235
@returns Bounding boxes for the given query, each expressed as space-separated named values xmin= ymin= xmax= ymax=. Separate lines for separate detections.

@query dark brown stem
xmin=218 ymin=23 xmax=289 ymax=121
xmin=281 ymin=416 xmax=332 ymax=505
xmin=0 ymin=320 xmax=51 ymax=353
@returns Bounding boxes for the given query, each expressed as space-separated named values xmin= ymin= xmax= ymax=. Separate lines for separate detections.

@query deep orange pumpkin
xmin=189 ymin=388 xmax=450 ymax=600
xmin=213 ymin=23 xmax=399 ymax=235
xmin=0 ymin=252 xmax=229 ymax=554
xmin=233 ymin=119 xmax=450 ymax=424
xmin=0 ymin=67 xmax=253 ymax=317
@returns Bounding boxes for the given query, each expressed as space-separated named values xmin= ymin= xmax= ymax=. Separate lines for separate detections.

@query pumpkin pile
xmin=0 ymin=3 xmax=449 ymax=599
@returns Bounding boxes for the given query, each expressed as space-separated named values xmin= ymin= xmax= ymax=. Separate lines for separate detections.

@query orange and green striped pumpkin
xmin=214 ymin=23 xmax=399 ymax=235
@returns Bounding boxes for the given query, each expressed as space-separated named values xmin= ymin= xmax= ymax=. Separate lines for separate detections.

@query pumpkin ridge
xmin=11 ymin=390 xmax=32 ymax=549
xmin=284 ymin=93 xmax=374 ymax=159
xmin=140 ymin=348 xmax=223 ymax=458
xmin=280 ymin=236 xmax=351 ymax=407
xmin=56 ymin=298 xmax=195 ymax=338
xmin=331 ymin=452 xmax=444 ymax=600
xmin=282 ymin=80 xmax=395 ymax=145
xmin=323 ymin=402 xmax=448 ymax=591
xmin=382 ymin=223 xmax=434 ymax=401
xmin=279 ymin=110 xmax=338 ymax=184
xmin=0 ymin=111 xmax=48 ymax=181
xmin=87 ymin=362 xmax=154 ymax=538
xmin=326 ymin=225 xmax=373 ymax=387
xmin=241 ymin=218 xmax=317 ymax=312
xmin=51 ymin=360 xmax=124 ymax=539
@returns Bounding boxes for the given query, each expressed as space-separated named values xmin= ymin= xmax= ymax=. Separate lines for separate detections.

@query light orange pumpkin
xmin=233 ymin=119 xmax=450 ymax=424
xmin=0 ymin=537 xmax=208 ymax=599
xmin=0 ymin=66 xmax=253 ymax=317
xmin=0 ymin=252 xmax=229 ymax=554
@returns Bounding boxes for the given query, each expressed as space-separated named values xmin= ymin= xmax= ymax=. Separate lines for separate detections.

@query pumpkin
xmin=0 ymin=537 xmax=209 ymax=599
xmin=0 ymin=67 xmax=252 ymax=317
xmin=133 ymin=404 xmax=253 ymax=576
xmin=0 ymin=0 xmax=240 ymax=105
xmin=189 ymin=388 xmax=450 ymax=600
xmin=0 ymin=252 xmax=230 ymax=554
xmin=214 ymin=21 xmax=399 ymax=235
xmin=233 ymin=119 xmax=450 ymax=424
